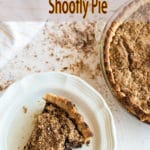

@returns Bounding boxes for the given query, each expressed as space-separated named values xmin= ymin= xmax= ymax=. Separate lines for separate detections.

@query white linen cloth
xmin=0 ymin=22 xmax=44 ymax=69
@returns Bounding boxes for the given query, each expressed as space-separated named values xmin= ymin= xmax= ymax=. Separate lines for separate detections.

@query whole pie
xmin=104 ymin=0 xmax=150 ymax=122
xmin=24 ymin=93 xmax=93 ymax=150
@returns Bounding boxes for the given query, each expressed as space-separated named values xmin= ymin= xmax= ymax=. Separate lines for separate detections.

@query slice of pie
xmin=24 ymin=93 xmax=93 ymax=150
xmin=103 ymin=0 xmax=150 ymax=122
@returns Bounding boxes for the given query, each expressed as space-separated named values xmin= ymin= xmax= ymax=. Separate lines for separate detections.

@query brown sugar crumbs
xmin=22 ymin=106 xmax=28 ymax=114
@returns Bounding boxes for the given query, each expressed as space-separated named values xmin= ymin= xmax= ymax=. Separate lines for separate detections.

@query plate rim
xmin=0 ymin=72 xmax=117 ymax=150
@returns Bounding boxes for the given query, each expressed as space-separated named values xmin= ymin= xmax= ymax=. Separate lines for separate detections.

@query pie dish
xmin=101 ymin=0 xmax=150 ymax=122
xmin=24 ymin=93 xmax=93 ymax=150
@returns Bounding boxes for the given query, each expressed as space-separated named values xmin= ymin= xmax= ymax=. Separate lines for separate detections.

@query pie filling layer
xmin=24 ymin=103 xmax=85 ymax=150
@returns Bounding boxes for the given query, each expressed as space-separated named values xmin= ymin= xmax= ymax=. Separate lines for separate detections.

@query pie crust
xmin=24 ymin=93 xmax=93 ymax=150
xmin=104 ymin=0 xmax=150 ymax=122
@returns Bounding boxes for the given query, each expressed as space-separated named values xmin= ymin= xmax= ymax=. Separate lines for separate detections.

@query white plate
xmin=0 ymin=72 xmax=116 ymax=150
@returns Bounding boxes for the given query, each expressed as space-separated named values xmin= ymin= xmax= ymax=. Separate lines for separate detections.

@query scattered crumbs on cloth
xmin=22 ymin=106 xmax=28 ymax=114
xmin=0 ymin=21 xmax=103 ymax=93
xmin=45 ymin=22 xmax=96 ymax=52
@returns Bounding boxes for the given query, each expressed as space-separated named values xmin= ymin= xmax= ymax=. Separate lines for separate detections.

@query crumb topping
xmin=24 ymin=104 xmax=85 ymax=150
xmin=108 ymin=3 xmax=150 ymax=113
